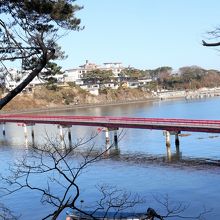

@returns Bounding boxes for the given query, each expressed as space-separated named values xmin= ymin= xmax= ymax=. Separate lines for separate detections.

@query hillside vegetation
xmin=2 ymin=65 xmax=220 ymax=112
xmin=1 ymin=86 xmax=151 ymax=112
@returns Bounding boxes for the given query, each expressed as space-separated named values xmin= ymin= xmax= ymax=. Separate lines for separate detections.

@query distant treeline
xmin=84 ymin=65 xmax=220 ymax=91
xmin=123 ymin=65 xmax=220 ymax=91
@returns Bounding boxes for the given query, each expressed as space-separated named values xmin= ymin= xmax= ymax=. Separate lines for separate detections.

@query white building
xmin=101 ymin=62 xmax=125 ymax=77
xmin=64 ymin=60 xmax=99 ymax=83
xmin=4 ymin=69 xmax=46 ymax=91
xmin=63 ymin=60 xmax=125 ymax=95
xmin=3 ymin=60 xmax=152 ymax=94
xmin=64 ymin=60 xmax=125 ymax=84
xmin=63 ymin=69 xmax=81 ymax=83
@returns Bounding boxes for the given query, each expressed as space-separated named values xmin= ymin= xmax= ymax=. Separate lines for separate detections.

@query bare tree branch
xmin=152 ymin=194 xmax=211 ymax=220
xmin=0 ymin=129 xmax=212 ymax=220
xmin=0 ymin=1 xmax=82 ymax=109
xmin=0 ymin=130 xmax=125 ymax=219
xmin=202 ymin=40 xmax=220 ymax=47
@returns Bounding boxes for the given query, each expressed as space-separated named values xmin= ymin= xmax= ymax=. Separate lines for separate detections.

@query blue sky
xmin=59 ymin=0 xmax=220 ymax=71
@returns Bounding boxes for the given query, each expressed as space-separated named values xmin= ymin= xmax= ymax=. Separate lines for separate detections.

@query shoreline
xmin=1 ymin=97 xmax=161 ymax=114
xmin=2 ymin=88 xmax=220 ymax=115
xmin=0 ymin=96 xmax=191 ymax=115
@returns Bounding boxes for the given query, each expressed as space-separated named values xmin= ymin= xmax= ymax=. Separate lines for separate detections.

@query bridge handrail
xmin=1 ymin=114 xmax=220 ymax=126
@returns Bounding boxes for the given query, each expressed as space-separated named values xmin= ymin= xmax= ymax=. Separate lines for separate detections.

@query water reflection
xmin=97 ymin=139 xmax=220 ymax=170
xmin=166 ymin=144 xmax=182 ymax=162
xmin=1 ymin=120 xmax=220 ymax=166
xmin=2 ymin=98 xmax=220 ymax=219
xmin=107 ymin=151 xmax=220 ymax=170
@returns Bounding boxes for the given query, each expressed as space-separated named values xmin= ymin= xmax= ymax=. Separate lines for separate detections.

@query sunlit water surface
xmin=1 ymin=97 xmax=220 ymax=219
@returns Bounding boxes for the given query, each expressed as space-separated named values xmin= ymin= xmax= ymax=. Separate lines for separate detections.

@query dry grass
xmin=2 ymin=86 xmax=150 ymax=112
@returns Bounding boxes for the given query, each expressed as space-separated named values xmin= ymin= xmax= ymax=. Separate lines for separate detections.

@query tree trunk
xmin=0 ymin=51 xmax=54 ymax=110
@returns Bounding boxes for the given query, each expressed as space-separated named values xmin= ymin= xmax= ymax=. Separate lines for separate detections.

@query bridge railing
xmin=1 ymin=114 xmax=220 ymax=127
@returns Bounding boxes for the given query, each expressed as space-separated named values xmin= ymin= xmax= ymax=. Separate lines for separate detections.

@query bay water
xmin=1 ymin=97 xmax=220 ymax=219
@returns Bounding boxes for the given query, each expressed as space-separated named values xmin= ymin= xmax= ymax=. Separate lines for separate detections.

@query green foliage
xmin=122 ymin=68 xmax=148 ymax=78
xmin=155 ymin=66 xmax=172 ymax=73
xmin=0 ymin=0 xmax=83 ymax=70
xmin=0 ymin=0 xmax=83 ymax=109
xmin=180 ymin=66 xmax=207 ymax=82
xmin=83 ymin=69 xmax=114 ymax=83
xmin=42 ymin=61 xmax=63 ymax=83
xmin=158 ymin=66 xmax=220 ymax=90
xmin=144 ymin=81 xmax=158 ymax=91
xmin=0 ymin=0 xmax=82 ymax=30
xmin=148 ymin=66 xmax=172 ymax=79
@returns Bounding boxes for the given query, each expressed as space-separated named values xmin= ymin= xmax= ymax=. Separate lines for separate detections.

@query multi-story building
xmin=101 ymin=62 xmax=124 ymax=77
xmin=64 ymin=60 xmax=125 ymax=84
xmin=63 ymin=60 xmax=125 ymax=94
xmin=2 ymin=60 xmax=153 ymax=95
xmin=63 ymin=60 xmax=100 ymax=84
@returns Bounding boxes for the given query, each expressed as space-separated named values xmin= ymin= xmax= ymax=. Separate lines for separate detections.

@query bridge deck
xmin=1 ymin=114 xmax=220 ymax=133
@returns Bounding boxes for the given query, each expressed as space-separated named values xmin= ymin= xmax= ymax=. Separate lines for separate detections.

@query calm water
xmin=1 ymin=97 xmax=220 ymax=219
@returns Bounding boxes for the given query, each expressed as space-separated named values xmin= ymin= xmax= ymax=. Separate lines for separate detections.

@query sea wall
xmin=157 ymin=87 xmax=220 ymax=100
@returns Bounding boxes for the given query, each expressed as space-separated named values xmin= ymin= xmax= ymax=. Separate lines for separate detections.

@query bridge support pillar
xmin=23 ymin=124 xmax=28 ymax=148
xmin=68 ymin=127 xmax=72 ymax=148
xmin=173 ymin=131 xmax=181 ymax=156
xmin=104 ymin=128 xmax=111 ymax=155
xmin=105 ymin=128 xmax=110 ymax=146
xmin=31 ymin=125 xmax=35 ymax=146
xmin=2 ymin=123 xmax=6 ymax=136
xmin=175 ymin=132 xmax=180 ymax=147
xmin=20 ymin=123 xmax=35 ymax=147
xmin=165 ymin=131 xmax=171 ymax=147
xmin=113 ymin=129 xmax=119 ymax=148
xmin=58 ymin=125 xmax=65 ymax=149
xmin=58 ymin=125 xmax=72 ymax=149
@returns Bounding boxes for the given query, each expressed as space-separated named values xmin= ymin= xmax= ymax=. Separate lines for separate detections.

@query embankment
xmin=1 ymin=86 xmax=220 ymax=113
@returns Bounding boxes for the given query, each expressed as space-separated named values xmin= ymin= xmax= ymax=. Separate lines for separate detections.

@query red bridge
xmin=1 ymin=114 xmax=220 ymax=148
xmin=0 ymin=114 xmax=220 ymax=133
